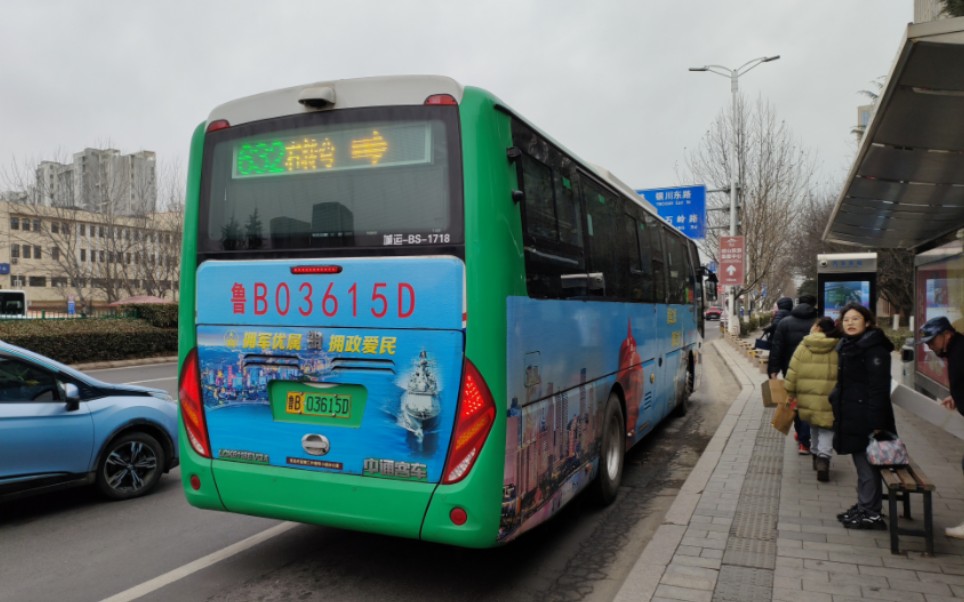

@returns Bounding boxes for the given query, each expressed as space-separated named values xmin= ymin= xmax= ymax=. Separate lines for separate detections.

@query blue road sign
xmin=0 ymin=263 xmax=9 ymax=275
xmin=636 ymin=185 xmax=706 ymax=239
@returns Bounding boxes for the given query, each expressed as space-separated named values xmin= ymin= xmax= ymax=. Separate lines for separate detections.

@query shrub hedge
xmin=124 ymin=303 xmax=178 ymax=328
xmin=0 ymin=317 xmax=177 ymax=365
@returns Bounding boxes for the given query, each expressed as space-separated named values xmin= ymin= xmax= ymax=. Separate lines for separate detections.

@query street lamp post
xmin=689 ymin=55 xmax=780 ymax=335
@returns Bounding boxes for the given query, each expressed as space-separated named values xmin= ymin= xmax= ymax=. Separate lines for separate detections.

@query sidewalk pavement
xmin=615 ymin=335 xmax=964 ymax=602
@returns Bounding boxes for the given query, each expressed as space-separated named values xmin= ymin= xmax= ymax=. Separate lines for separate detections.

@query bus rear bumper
xmin=187 ymin=454 xmax=436 ymax=540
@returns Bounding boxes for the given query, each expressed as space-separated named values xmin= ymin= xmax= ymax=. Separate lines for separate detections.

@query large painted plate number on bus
xmin=286 ymin=392 xmax=352 ymax=419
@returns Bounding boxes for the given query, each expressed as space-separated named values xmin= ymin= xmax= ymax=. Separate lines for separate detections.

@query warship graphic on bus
xmin=395 ymin=350 xmax=442 ymax=453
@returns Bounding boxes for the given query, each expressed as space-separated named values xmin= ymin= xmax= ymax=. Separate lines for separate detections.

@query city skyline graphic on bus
xmin=500 ymin=299 xmax=692 ymax=542
xmin=195 ymin=325 xmax=461 ymax=481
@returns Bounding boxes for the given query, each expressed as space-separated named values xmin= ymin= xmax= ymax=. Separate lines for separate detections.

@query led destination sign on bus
xmin=233 ymin=122 xmax=432 ymax=178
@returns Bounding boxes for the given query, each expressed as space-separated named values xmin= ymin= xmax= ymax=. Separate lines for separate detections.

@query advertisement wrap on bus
xmin=194 ymin=257 xmax=464 ymax=485
xmin=178 ymin=75 xmax=702 ymax=548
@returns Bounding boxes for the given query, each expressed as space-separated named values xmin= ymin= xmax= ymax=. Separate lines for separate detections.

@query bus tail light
xmin=424 ymin=94 xmax=458 ymax=105
xmin=179 ymin=347 xmax=211 ymax=458
xmin=442 ymin=359 xmax=495 ymax=484
xmin=207 ymin=119 xmax=231 ymax=132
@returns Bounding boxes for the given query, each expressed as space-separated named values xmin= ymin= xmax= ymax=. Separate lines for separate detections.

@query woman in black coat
xmin=830 ymin=303 xmax=896 ymax=530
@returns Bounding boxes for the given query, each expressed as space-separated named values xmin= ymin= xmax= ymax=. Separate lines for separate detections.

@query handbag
xmin=770 ymin=399 xmax=795 ymax=435
xmin=754 ymin=335 xmax=771 ymax=350
xmin=865 ymin=432 xmax=909 ymax=466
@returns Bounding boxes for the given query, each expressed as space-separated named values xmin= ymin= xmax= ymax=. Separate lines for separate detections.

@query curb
xmin=613 ymin=339 xmax=755 ymax=601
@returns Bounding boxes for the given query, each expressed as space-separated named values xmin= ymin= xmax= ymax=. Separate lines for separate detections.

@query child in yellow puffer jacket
xmin=785 ymin=317 xmax=840 ymax=482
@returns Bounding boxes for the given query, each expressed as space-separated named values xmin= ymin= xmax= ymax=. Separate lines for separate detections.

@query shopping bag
xmin=761 ymin=379 xmax=787 ymax=408
xmin=866 ymin=432 xmax=909 ymax=466
xmin=770 ymin=399 xmax=795 ymax=435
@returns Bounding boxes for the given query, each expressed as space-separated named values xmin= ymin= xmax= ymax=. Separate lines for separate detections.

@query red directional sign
xmin=719 ymin=236 xmax=745 ymax=286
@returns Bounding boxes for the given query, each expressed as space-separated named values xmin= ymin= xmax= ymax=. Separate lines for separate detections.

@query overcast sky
xmin=0 ymin=1 xmax=912 ymax=194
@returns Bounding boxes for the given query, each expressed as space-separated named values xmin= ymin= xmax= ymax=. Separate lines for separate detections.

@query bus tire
xmin=590 ymin=393 xmax=625 ymax=506
xmin=672 ymin=357 xmax=694 ymax=418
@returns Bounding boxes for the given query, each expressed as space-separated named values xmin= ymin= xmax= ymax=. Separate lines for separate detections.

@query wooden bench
xmin=881 ymin=463 xmax=935 ymax=556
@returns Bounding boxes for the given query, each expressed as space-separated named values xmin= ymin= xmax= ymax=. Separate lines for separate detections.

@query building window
xmin=80 ymin=249 xmax=86 ymax=261
xmin=28 ymin=276 xmax=46 ymax=287
xmin=79 ymin=224 xmax=86 ymax=236
xmin=11 ymin=275 xmax=25 ymax=287
xmin=51 ymin=247 xmax=60 ymax=261
xmin=21 ymin=219 xmax=30 ymax=232
xmin=32 ymin=219 xmax=41 ymax=232
xmin=34 ymin=246 xmax=41 ymax=260
xmin=51 ymin=222 xmax=60 ymax=234
xmin=10 ymin=217 xmax=19 ymax=230
xmin=22 ymin=245 xmax=31 ymax=259
xmin=51 ymin=277 xmax=68 ymax=288
xmin=11 ymin=246 xmax=19 ymax=259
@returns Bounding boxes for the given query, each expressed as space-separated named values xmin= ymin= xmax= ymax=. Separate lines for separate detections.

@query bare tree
xmin=940 ymin=0 xmax=964 ymax=17
xmin=681 ymin=94 xmax=815 ymax=310
xmin=128 ymin=159 xmax=183 ymax=300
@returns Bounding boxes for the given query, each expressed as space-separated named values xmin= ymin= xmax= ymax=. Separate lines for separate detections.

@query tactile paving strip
xmin=713 ymin=409 xmax=784 ymax=600
xmin=713 ymin=566 xmax=774 ymax=602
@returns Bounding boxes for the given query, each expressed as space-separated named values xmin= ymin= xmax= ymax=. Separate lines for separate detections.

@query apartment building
xmin=35 ymin=148 xmax=156 ymax=216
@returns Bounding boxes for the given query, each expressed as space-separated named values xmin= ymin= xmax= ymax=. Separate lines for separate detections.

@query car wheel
xmin=96 ymin=432 xmax=163 ymax=500
xmin=589 ymin=393 xmax=625 ymax=506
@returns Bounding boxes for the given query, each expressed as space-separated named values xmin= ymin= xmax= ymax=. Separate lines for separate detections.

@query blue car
xmin=0 ymin=341 xmax=179 ymax=502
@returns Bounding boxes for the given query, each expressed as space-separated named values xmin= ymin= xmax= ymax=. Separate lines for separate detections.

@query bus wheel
xmin=672 ymin=359 xmax=694 ymax=418
xmin=590 ymin=393 xmax=625 ymax=506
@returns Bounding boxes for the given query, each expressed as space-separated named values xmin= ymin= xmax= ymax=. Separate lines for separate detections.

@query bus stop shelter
xmin=824 ymin=16 xmax=964 ymax=427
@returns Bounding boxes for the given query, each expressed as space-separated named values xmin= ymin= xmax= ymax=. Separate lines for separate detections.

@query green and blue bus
xmin=178 ymin=75 xmax=703 ymax=548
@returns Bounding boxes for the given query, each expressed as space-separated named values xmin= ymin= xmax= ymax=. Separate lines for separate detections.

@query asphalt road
xmin=0 ymin=325 xmax=737 ymax=602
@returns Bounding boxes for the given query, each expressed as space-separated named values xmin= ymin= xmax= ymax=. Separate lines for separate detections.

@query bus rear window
xmin=199 ymin=106 xmax=462 ymax=253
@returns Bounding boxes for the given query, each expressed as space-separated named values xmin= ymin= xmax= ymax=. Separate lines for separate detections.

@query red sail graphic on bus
xmin=617 ymin=319 xmax=643 ymax=434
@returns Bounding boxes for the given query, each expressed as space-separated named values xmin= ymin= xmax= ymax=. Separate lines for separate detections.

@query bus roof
xmin=208 ymin=75 xmax=464 ymax=127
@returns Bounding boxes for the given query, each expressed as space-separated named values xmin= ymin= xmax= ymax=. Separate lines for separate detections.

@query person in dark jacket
xmin=761 ymin=297 xmax=793 ymax=340
xmin=920 ymin=316 xmax=964 ymax=538
xmin=831 ymin=303 xmax=896 ymax=530
xmin=768 ymin=294 xmax=819 ymax=454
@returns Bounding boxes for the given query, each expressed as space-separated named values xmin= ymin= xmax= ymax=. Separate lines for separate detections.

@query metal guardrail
xmin=0 ymin=309 xmax=141 ymax=320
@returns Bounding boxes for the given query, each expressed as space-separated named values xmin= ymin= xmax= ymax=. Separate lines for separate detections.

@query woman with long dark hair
xmin=831 ymin=303 xmax=896 ymax=530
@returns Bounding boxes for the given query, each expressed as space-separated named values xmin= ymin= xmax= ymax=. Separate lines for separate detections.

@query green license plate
xmin=286 ymin=391 xmax=352 ymax=419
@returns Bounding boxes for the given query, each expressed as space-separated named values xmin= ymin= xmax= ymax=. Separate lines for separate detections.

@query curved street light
xmin=689 ymin=55 xmax=780 ymax=335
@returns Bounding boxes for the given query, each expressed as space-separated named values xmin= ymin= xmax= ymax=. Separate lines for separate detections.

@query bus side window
xmin=643 ymin=214 xmax=667 ymax=303
xmin=513 ymin=119 xmax=586 ymax=300
xmin=623 ymin=217 xmax=644 ymax=301
xmin=663 ymin=231 xmax=688 ymax=304
xmin=581 ymin=178 xmax=622 ymax=299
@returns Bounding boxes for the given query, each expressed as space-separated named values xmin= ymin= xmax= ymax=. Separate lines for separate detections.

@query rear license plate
xmin=286 ymin=392 xmax=352 ymax=419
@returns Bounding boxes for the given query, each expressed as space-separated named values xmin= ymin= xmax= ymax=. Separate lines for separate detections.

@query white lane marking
xmin=123 ymin=377 xmax=176 ymax=385
xmin=99 ymin=522 xmax=299 ymax=602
